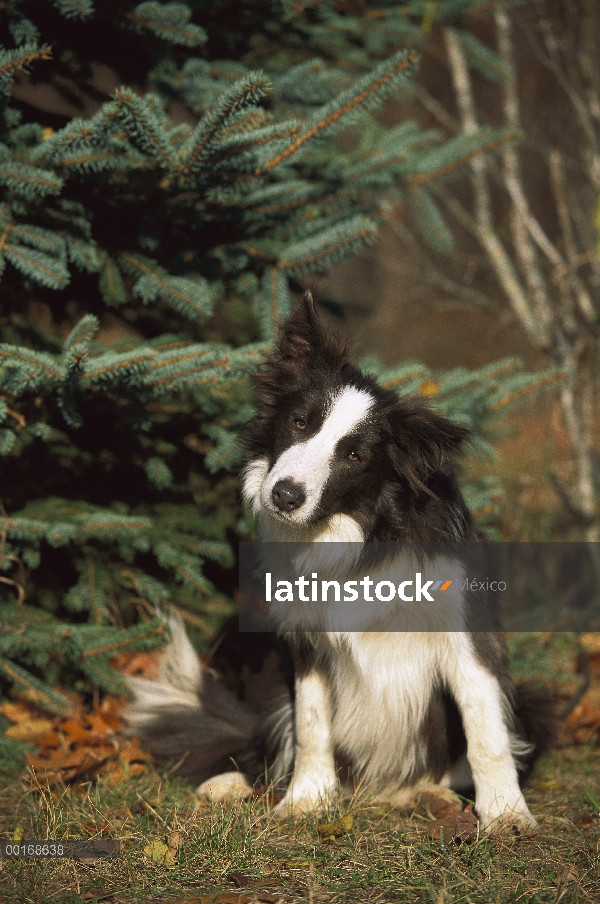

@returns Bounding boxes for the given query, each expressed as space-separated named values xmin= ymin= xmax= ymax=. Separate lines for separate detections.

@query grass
xmin=0 ymin=738 xmax=599 ymax=904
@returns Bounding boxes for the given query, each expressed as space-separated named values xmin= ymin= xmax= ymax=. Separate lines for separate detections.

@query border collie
xmin=127 ymin=291 xmax=555 ymax=833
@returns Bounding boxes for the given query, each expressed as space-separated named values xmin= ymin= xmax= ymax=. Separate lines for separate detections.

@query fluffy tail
xmin=513 ymin=681 xmax=560 ymax=781
xmin=125 ymin=615 xmax=292 ymax=786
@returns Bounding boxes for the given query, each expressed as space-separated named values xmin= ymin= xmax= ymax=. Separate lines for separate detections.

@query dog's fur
xmin=126 ymin=291 xmax=556 ymax=832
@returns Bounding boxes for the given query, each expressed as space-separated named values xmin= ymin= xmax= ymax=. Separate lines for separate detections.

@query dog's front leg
xmin=444 ymin=635 xmax=536 ymax=834
xmin=274 ymin=667 xmax=337 ymax=815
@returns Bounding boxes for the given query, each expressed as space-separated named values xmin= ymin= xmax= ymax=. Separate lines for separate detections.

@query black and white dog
xmin=127 ymin=291 xmax=554 ymax=832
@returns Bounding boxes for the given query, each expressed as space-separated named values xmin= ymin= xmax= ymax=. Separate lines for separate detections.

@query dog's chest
xmin=327 ymin=633 xmax=443 ymax=783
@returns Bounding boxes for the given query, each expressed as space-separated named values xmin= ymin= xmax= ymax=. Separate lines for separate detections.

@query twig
xmin=412 ymin=83 xmax=459 ymax=133
xmin=495 ymin=10 xmax=552 ymax=342
xmin=549 ymin=148 xmax=597 ymax=322
xmin=443 ymin=27 xmax=543 ymax=346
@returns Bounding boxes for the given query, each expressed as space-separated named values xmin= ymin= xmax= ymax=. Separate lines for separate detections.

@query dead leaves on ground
xmin=143 ymin=830 xmax=182 ymax=869
xmin=411 ymin=792 xmax=480 ymax=845
xmin=560 ymin=633 xmax=600 ymax=746
xmin=171 ymin=895 xmax=284 ymax=904
xmin=0 ymin=693 xmax=149 ymax=787
xmin=315 ymin=813 xmax=353 ymax=841
xmin=0 ymin=650 xmax=164 ymax=788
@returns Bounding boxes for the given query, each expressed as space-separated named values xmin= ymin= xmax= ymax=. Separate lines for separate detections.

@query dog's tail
xmin=513 ymin=681 xmax=560 ymax=780
xmin=125 ymin=615 xmax=293 ymax=787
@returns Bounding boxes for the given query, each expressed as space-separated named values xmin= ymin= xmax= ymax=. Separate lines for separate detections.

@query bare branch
xmin=443 ymin=27 xmax=543 ymax=346
xmin=549 ymin=148 xmax=597 ymax=322
xmin=495 ymin=10 xmax=553 ymax=342
xmin=412 ymin=83 xmax=460 ymax=133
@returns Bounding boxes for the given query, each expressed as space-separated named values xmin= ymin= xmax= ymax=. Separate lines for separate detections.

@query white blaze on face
xmin=260 ymin=385 xmax=375 ymax=522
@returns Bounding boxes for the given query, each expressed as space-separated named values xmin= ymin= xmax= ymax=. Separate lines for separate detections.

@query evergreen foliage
xmin=0 ymin=0 xmax=558 ymax=709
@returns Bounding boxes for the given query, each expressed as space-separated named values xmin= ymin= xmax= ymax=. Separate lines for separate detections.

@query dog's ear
xmin=386 ymin=398 xmax=470 ymax=494
xmin=276 ymin=289 xmax=347 ymax=368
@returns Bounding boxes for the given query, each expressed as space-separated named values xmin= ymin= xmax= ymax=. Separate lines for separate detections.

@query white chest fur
xmin=327 ymin=632 xmax=442 ymax=785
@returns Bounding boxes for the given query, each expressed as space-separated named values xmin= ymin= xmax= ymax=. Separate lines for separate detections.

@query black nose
xmin=272 ymin=479 xmax=306 ymax=513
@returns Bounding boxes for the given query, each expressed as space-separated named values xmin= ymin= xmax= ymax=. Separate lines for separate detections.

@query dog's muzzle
xmin=271 ymin=479 xmax=306 ymax=513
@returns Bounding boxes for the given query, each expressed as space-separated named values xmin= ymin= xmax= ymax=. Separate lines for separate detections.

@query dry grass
xmin=0 ymin=739 xmax=599 ymax=904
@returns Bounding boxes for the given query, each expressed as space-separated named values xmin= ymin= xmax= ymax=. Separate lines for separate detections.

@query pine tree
xmin=0 ymin=0 xmax=558 ymax=714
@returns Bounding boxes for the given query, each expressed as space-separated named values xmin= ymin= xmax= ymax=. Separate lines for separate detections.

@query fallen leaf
xmin=560 ymin=697 xmax=600 ymax=746
xmin=558 ymin=864 xmax=580 ymax=888
xmin=172 ymin=895 xmax=283 ymax=904
xmin=530 ymin=779 xmax=560 ymax=791
xmin=412 ymin=791 xmax=462 ymax=820
xmin=83 ymin=821 xmax=110 ymax=836
xmin=4 ymin=719 xmax=54 ymax=742
xmin=112 ymin=650 xmax=162 ymax=679
xmin=427 ymin=803 xmax=479 ymax=844
xmin=573 ymin=813 xmax=595 ymax=828
xmin=144 ymin=839 xmax=177 ymax=868
xmin=117 ymin=739 xmax=149 ymax=763
xmin=7 ymin=689 xmax=151 ymax=788
xmin=12 ymin=826 xmax=23 ymax=842
xmin=0 ymin=700 xmax=40 ymax=723
xmin=316 ymin=813 xmax=353 ymax=841
xmin=104 ymin=761 xmax=146 ymax=787
xmin=228 ymin=871 xmax=250 ymax=887
xmin=580 ymin=634 xmax=600 ymax=657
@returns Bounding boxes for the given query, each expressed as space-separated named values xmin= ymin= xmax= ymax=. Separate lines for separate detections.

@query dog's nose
xmin=272 ymin=479 xmax=306 ymax=513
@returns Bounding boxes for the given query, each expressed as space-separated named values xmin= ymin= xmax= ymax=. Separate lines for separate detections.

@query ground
xmin=0 ymin=737 xmax=598 ymax=904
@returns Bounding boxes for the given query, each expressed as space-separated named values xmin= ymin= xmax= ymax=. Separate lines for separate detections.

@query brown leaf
xmin=228 ymin=872 xmax=250 ymax=887
xmin=580 ymin=634 xmax=600 ymax=657
xmin=316 ymin=813 xmax=353 ymax=841
xmin=104 ymin=761 xmax=146 ymax=787
xmin=15 ymin=689 xmax=150 ymax=788
xmin=117 ymin=738 xmax=149 ymax=763
xmin=27 ymin=745 xmax=113 ymax=785
xmin=169 ymin=831 xmax=182 ymax=855
xmin=143 ymin=839 xmax=176 ymax=868
xmin=173 ymin=895 xmax=283 ymax=904
xmin=0 ymin=700 xmax=41 ymax=723
xmin=412 ymin=791 xmax=462 ymax=820
xmin=112 ymin=650 xmax=162 ymax=679
xmin=427 ymin=803 xmax=479 ymax=844
xmin=4 ymin=718 xmax=53 ymax=741
xmin=561 ymin=698 xmax=600 ymax=745
xmin=573 ymin=813 xmax=595 ymax=828
xmin=83 ymin=821 xmax=110 ymax=836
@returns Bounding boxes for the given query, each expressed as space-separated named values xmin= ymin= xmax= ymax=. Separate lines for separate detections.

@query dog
xmin=126 ymin=290 xmax=555 ymax=832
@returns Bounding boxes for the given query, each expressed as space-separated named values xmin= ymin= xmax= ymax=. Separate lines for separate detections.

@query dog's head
xmin=242 ymin=291 xmax=472 ymax=541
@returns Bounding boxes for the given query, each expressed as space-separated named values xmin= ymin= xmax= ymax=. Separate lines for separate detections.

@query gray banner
xmin=238 ymin=542 xmax=600 ymax=632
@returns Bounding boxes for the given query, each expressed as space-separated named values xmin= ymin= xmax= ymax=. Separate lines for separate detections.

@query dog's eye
xmin=348 ymin=451 xmax=360 ymax=462
xmin=294 ymin=418 xmax=306 ymax=430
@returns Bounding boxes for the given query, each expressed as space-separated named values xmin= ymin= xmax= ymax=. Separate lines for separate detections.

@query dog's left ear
xmin=387 ymin=399 xmax=470 ymax=493
xmin=275 ymin=289 xmax=347 ymax=369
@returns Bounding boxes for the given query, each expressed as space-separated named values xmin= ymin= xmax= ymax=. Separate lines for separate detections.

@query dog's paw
xmin=196 ymin=771 xmax=253 ymax=802
xmin=479 ymin=799 xmax=538 ymax=836
xmin=273 ymin=775 xmax=337 ymax=817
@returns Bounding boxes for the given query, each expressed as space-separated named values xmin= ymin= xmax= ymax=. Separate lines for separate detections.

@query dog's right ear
xmin=275 ymin=289 xmax=348 ymax=369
